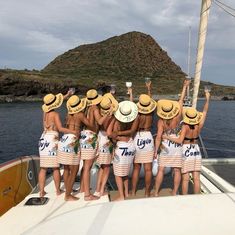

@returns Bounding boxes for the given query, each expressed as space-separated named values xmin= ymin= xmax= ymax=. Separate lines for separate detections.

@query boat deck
xmin=1 ymin=159 xmax=235 ymax=234
xmin=203 ymin=159 xmax=235 ymax=187
xmin=0 ymin=176 xmax=109 ymax=235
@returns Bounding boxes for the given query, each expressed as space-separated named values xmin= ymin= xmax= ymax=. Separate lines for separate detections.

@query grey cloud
xmin=0 ymin=0 xmax=234 ymax=85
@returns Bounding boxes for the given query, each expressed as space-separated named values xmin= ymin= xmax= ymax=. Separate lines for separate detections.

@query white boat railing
xmin=201 ymin=165 xmax=235 ymax=193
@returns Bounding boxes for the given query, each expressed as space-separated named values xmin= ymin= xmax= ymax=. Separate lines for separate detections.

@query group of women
xmin=38 ymin=79 xmax=210 ymax=201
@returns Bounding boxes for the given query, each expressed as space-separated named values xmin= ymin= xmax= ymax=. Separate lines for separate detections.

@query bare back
xmin=101 ymin=116 xmax=114 ymax=131
xmin=183 ymin=124 xmax=200 ymax=144
xmin=65 ymin=113 xmax=85 ymax=131
xmin=161 ymin=116 xmax=181 ymax=135
xmin=85 ymin=106 xmax=99 ymax=133
xmin=43 ymin=111 xmax=58 ymax=132
xmin=138 ymin=113 xmax=153 ymax=131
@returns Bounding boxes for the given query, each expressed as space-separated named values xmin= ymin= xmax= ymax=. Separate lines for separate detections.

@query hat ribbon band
xmin=46 ymin=96 xmax=57 ymax=106
xmin=101 ymin=105 xmax=111 ymax=111
xmin=120 ymin=110 xmax=131 ymax=116
xmin=87 ymin=94 xmax=98 ymax=100
xmin=162 ymin=108 xmax=172 ymax=112
xmin=71 ymin=99 xmax=81 ymax=108
xmin=186 ymin=113 xmax=197 ymax=119
xmin=101 ymin=98 xmax=112 ymax=110
xmin=140 ymin=101 xmax=151 ymax=107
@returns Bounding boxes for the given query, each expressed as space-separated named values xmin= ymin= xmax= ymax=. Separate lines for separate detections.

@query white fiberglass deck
xmin=2 ymin=192 xmax=235 ymax=235
xmin=1 ymin=161 xmax=235 ymax=235
xmin=0 ymin=176 xmax=109 ymax=235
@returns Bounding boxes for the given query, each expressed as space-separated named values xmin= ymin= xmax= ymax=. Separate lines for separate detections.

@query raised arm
xmin=146 ymin=81 xmax=152 ymax=97
xmin=179 ymin=80 xmax=190 ymax=108
xmin=162 ymin=125 xmax=187 ymax=145
xmin=54 ymin=113 xmax=76 ymax=135
xmin=199 ymin=91 xmax=210 ymax=130
xmin=63 ymin=89 xmax=74 ymax=100
xmin=128 ymin=87 xmax=133 ymax=102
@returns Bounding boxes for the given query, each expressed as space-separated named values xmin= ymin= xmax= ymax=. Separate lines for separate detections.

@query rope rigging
xmin=213 ymin=0 xmax=235 ymax=18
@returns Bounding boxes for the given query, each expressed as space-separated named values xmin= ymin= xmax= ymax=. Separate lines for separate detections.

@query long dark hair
xmin=120 ymin=121 xmax=133 ymax=131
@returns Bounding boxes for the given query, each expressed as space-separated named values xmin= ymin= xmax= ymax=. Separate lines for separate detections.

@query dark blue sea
xmin=0 ymin=100 xmax=235 ymax=164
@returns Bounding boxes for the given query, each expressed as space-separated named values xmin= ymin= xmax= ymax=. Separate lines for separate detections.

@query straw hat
xmin=183 ymin=107 xmax=203 ymax=125
xmin=42 ymin=93 xmax=63 ymax=113
xmin=157 ymin=99 xmax=180 ymax=120
xmin=137 ymin=94 xmax=157 ymax=114
xmin=100 ymin=93 xmax=119 ymax=116
xmin=66 ymin=95 xmax=87 ymax=114
xmin=114 ymin=101 xmax=138 ymax=123
xmin=86 ymin=89 xmax=102 ymax=106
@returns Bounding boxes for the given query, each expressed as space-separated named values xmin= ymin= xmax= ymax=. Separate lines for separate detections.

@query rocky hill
xmin=1 ymin=31 xmax=235 ymax=101
xmin=43 ymin=31 xmax=184 ymax=78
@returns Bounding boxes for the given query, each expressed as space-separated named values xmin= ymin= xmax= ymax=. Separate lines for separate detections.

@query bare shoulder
xmin=53 ymin=111 xmax=59 ymax=118
xmin=158 ymin=118 xmax=163 ymax=125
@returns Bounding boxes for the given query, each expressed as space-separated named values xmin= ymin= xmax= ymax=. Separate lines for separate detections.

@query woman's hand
xmin=162 ymin=134 xmax=168 ymax=140
xmin=154 ymin=151 xmax=158 ymax=160
xmin=146 ymin=80 xmax=152 ymax=90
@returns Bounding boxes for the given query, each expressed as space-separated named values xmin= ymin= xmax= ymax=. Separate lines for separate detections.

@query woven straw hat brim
xmin=114 ymin=101 xmax=138 ymax=123
xmin=42 ymin=93 xmax=63 ymax=113
xmin=67 ymin=98 xmax=87 ymax=114
xmin=183 ymin=108 xmax=203 ymax=125
xmin=157 ymin=100 xmax=180 ymax=120
xmin=137 ymin=99 xmax=157 ymax=114
xmin=86 ymin=95 xmax=102 ymax=106
xmin=100 ymin=93 xmax=119 ymax=116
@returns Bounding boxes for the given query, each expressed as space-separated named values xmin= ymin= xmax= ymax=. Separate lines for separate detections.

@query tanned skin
xmin=154 ymin=80 xmax=190 ymax=196
xmin=163 ymin=91 xmax=210 ymax=194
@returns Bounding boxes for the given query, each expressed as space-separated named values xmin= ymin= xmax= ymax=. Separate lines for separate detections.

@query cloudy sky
xmin=1 ymin=0 xmax=235 ymax=85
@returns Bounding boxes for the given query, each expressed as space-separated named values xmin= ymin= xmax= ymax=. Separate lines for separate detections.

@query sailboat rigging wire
xmin=213 ymin=0 xmax=235 ymax=18
xmin=214 ymin=0 xmax=235 ymax=12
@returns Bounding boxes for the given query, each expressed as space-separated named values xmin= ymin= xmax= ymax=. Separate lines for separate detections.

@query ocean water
xmin=0 ymin=100 xmax=235 ymax=164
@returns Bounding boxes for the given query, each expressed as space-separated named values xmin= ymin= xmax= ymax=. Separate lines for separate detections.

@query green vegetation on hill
xmin=0 ymin=31 xmax=235 ymax=101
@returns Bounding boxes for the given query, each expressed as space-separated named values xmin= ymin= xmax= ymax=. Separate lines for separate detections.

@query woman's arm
xmin=128 ymin=87 xmax=133 ymax=102
xmin=179 ymin=80 xmax=190 ymax=108
xmin=199 ymin=91 xmax=210 ymax=130
xmin=154 ymin=119 xmax=164 ymax=158
xmin=162 ymin=125 xmax=187 ymax=144
xmin=117 ymin=116 xmax=139 ymax=136
xmin=106 ymin=118 xmax=117 ymax=138
xmin=106 ymin=118 xmax=115 ymax=137
xmin=146 ymin=81 xmax=152 ymax=97
xmin=63 ymin=89 xmax=74 ymax=100
xmin=80 ymin=112 xmax=94 ymax=130
xmin=54 ymin=113 xmax=76 ymax=135
xmin=93 ymin=107 xmax=109 ymax=126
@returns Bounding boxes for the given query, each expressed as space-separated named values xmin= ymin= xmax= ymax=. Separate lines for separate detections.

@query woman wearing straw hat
xmin=39 ymin=93 xmax=76 ymax=197
xmin=117 ymin=94 xmax=157 ymax=197
xmin=154 ymin=80 xmax=190 ymax=196
xmin=94 ymin=93 xmax=118 ymax=197
xmin=107 ymin=101 xmax=138 ymax=201
xmin=57 ymin=95 xmax=92 ymax=201
xmin=163 ymin=91 xmax=210 ymax=194
xmin=133 ymin=94 xmax=156 ymax=196
xmin=80 ymin=89 xmax=110 ymax=200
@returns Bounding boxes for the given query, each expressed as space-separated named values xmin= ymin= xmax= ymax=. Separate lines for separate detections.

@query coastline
xmin=0 ymin=94 xmax=234 ymax=103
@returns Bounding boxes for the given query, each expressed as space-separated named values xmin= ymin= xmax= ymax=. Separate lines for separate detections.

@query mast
xmin=192 ymin=0 xmax=212 ymax=108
